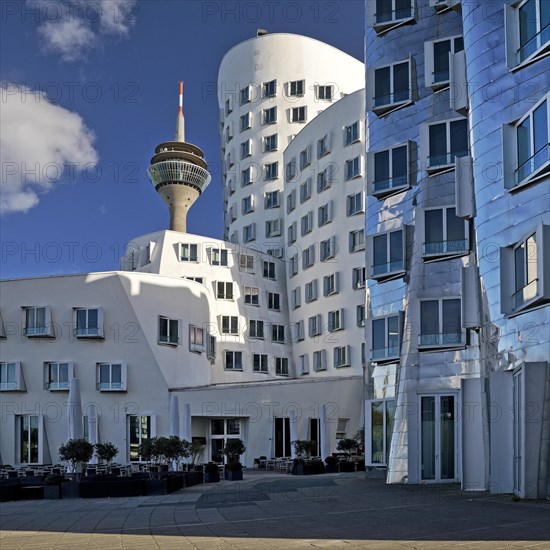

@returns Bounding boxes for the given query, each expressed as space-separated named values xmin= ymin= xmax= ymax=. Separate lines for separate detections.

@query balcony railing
xmin=25 ymin=326 xmax=48 ymax=336
xmin=515 ymin=144 xmax=549 ymax=185
xmin=372 ymin=260 xmax=405 ymax=277
xmin=75 ymin=327 xmax=101 ymax=337
xmin=428 ymin=150 xmax=469 ymax=169
xmin=433 ymin=69 xmax=450 ymax=83
xmin=371 ymin=346 xmax=400 ymax=361
xmin=98 ymin=382 xmax=124 ymax=391
xmin=513 ymin=279 xmax=538 ymax=310
xmin=517 ymin=24 xmax=550 ymax=64
xmin=373 ymin=174 xmax=408 ymax=194
xmin=423 ymin=239 xmax=469 ymax=256
xmin=373 ymin=90 xmax=411 ymax=108
xmin=48 ymin=382 xmax=69 ymax=390
xmin=0 ymin=382 xmax=18 ymax=391
xmin=419 ymin=332 xmax=463 ymax=347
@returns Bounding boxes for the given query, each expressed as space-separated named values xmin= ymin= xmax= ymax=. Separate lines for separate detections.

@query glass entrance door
xmin=420 ymin=394 xmax=457 ymax=482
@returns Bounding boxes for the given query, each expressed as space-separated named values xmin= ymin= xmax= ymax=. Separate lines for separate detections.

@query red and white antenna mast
xmin=176 ymin=81 xmax=185 ymax=142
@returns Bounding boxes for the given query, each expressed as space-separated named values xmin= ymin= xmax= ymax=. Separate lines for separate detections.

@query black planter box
xmin=224 ymin=469 xmax=243 ymax=481
xmin=184 ymin=471 xmax=203 ymax=487
xmin=61 ymin=482 xmax=80 ymax=499
xmin=146 ymin=479 xmax=166 ymax=495
xmin=79 ymin=478 xmax=146 ymax=498
xmin=204 ymin=472 xmax=220 ymax=483
xmin=44 ymin=485 xmax=61 ymax=499
xmin=339 ymin=461 xmax=356 ymax=472
xmin=0 ymin=481 xmax=20 ymax=502
xmin=291 ymin=463 xmax=326 ymax=475
xmin=325 ymin=464 xmax=339 ymax=473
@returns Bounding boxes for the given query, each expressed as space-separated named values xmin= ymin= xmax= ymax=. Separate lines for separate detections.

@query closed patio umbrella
xmin=181 ymin=402 xmax=192 ymax=442
xmin=169 ymin=395 xmax=180 ymax=436
xmin=87 ymin=404 xmax=99 ymax=464
xmin=67 ymin=378 xmax=83 ymax=440
xmin=319 ymin=404 xmax=329 ymax=461
xmin=289 ymin=409 xmax=297 ymax=458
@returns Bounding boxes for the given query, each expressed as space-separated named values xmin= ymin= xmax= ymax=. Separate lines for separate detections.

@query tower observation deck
xmin=147 ymin=82 xmax=211 ymax=233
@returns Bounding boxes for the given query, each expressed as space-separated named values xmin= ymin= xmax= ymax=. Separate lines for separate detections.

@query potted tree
xmin=58 ymin=438 xmax=94 ymax=498
xmin=324 ymin=455 xmax=339 ymax=474
xmin=43 ymin=473 xmax=63 ymax=499
xmin=94 ymin=442 xmax=118 ymax=474
xmin=291 ymin=440 xmax=317 ymax=475
xmin=183 ymin=440 xmax=204 ymax=486
xmin=188 ymin=440 xmax=205 ymax=471
xmin=337 ymin=438 xmax=358 ymax=472
xmin=222 ymin=438 xmax=246 ymax=481
xmin=203 ymin=462 xmax=220 ymax=483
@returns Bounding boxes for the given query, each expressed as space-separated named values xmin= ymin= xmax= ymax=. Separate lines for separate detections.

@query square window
xmin=264 ymin=134 xmax=278 ymax=152
xmin=317 ymin=85 xmax=334 ymax=100
xmin=244 ymin=286 xmax=260 ymax=306
xmin=373 ymin=59 xmax=412 ymax=114
xmin=253 ymin=353 xmax=268 ymax=372
xmin=159 ymin=316 xmax=179 ymax=345
xmin=422 ymin=207 xmax=469 ymax=258
xmin=239 ymin=254 xmax=254 ymax=273
xmin=328 ymin=309 xmax=344 ymax=332
xmin=221 ymin=315 xmax=239 ymax=335
xmin=426 ymin=118 xmax=469 ymax=172
xmin=263 ymin=79 xmax=277 ymax=98
xmin=265 ymin=162 xmax=279 ymax=180
xmin=313 ymin=350 xmax=327 ymax=372
xmin=265 ymin=191 xmax=280 ymax=209
xmin=268 ymin=292 xmax=281 ymax=310
xmin=334 ymin=346 xmax=350 ymax=368
xmin=75 ymin=307 xmax=103 ymax=338
xmin=225 ymin=351 xmax=243 ymax=370
xmin=272 ymin=324 xmax=285 ymax=343
xmin=419 ymin=298 xmax=463 ymax=348
xmin=45 ymin=362 xmax=72 ymax=390
xmin=216 ymin=281 xmax=234 ymax=300
xmin=370 ymin=313 xmax=402 ymax=362
xmin=369 ymin=143 xmax=410 ymax=197
xmin=97 ymin=363 xmax=126 ymax=391
xmin=210 ymin=248 xmax=229 ymax=266
xmin=425 ymin=35 xmax=464 ymax=89
xmin=180 ymin=243 xmax=198 ymax=262
xmin=345 ymin=156 xmax=361 ymax=180
xmin=345 ymin=121 xmax=360 ymax=145
xmin=291 ymin=106 xmax=307 ymax=123
xmin=320 ymin=237 xmax=337 ymax=262
xmin=24 ymin=306 xmax=52 ymax=337
xmin=349 ymin=229 xmax=366 ymax=253
xmin=275 ymin=357 xmax=289 ymax=376
xmin=369 ymin=229 xmax=405 ymax=279
xmin=248 ymin=320 xmax=264 ymax=339
xmin=189 ymin=325 xmax=204 ymax=353
xmin=263 ymin=261 xmax=276 ymax=279
xmin=263 ymin=106 xmax=277 ymax=124
xmin=289 ymin=79 xmax=305 ymax=96
xmin=323 ymin=273 xmax=339 ymax=296
xmin=347 ymin=192 xmax=364 ymax=216
xmin=0 ymin=362 xmax=23 ymax=392
xmin=308 ymin=314 xmax=322 ymax=337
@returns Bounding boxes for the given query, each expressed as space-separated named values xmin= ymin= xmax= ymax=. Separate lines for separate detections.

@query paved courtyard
xmin=1 ymin=471 xmax=549 ymax=549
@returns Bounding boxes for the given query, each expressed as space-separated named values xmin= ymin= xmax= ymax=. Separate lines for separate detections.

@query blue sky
xmin=1 ymin=0 xmax=364 ymax=279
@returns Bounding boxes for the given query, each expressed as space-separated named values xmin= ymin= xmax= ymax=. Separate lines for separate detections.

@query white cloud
xmin=0 ymin=83 xmax=98 ymax=214
xmin=30 ymin=0 xmax=137 ymax=62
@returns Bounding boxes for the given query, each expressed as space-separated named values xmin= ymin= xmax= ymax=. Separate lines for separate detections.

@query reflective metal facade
xmin=365 ymin=0 xmax=549 ymax=497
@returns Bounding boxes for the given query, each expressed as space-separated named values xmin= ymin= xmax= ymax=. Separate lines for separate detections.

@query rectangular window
xmin=291 ymin=287 xmax=301 ymax=309
xmin=301 ymin=211 xmax=313 ymax=236
xmin=320 ymin=237 xmax=337 ymax=262
xmin=514 ymin=96 xmax=549 ymax=188
xmin=373 ymin=0 xmax=414 ymax=28
xmin=253 ymin=353 xmax=268 ymax=373
xmin=241 ymin=166 xmax=253 ymax=187
xmin=265 ymin=191 xmax=280 ymax=209
xmin=159 ymin=316 xmax=179 ymax=345
xmin=347 ymin=192 xmax=364 ymax=216
xmin=371 ymin=230 xmax=404 ymax=278
xmin=305 ymin=280 xmax=318 ymax=303
xmin=0 ymin=362 xmax=22 ymax=391
xmin=419 ymin=298 xmax=463 ymax=347
xmin=288 ymin=223 xmax=297 ymax=244
xmin=373 ymin=59 xmax=411 ymax=112
xmin=328 ymin=309 xmax=344 ymax=332
xmin=349 ymin=229 xmax=366 ymax=253
xmin=425 ymin=35 xmax=464 ymax=88
xmin=423 ymin=207 xmax=468 ymax=257
xmin=275 ymin=357 xmax=289 ymax=376
xmin=352 ymin=267 xmax=366 ymax=289
xmin=97 ymin=363 xmax=126 ymax=391
xmin=240 ymin=139 xmax=252 ymax=159
xmin=300 ymin=146 xmax=312 ymax=169
xmin=286 ymin=159 xmax=297 ymax=182
xmin=240 ymin=112 xmax=251 ymax=131
xmin=268 ymin=292 xmax=281 ymax=311
xmin=367 ymin=400 xmax=395 ymax=466
xmin=371 ymin=314 xmax=401 ymax=361
xmin=317 ymin=133 xmax=331 ymax=158
xmin=308 ymin=314 xmax=322 ymax=337
xmin=180 ymin=243 xmax=198 ymax=262
xmin=302 ymin=244 xmax=316 ymax=269
xmin=263 ymin=79 xmax=277 ymax=98
xmin=336 ymin=418 xmax=349 ymax=439
xmin=300 ymin=178 xmax=312 ymax=203
xmin=318 ymin=202 xmax=332 ymax=226
xmin=189 ymin=325 xmax=204 ymax=353
xmin=207 ymin=334 xmax=216 ymax=362
xmin=334 ymin=346 xmax=350 ymax=368
xmin=224 ymin=351 xmax=243 ymax=370
xmin=317 ymin=166 xmax=336 ymax=192
xmin=289 ymin=253 xmax=298 ymax=276
xmin=317 ymin=85 xmax=333 ymax=100
xmin=344 ymin=121 xmax=360 ymax=145
xmin=221 ymin=316 xmax=239 ymax=334
xmin=266 ymin=219 xmax=282 ymax=237
xmin=18 ymin=415 xmax=40 ymax=464
xmin=239 ymin=254 xmax=254 ymax=273
xmin=263 ymin=134 xmax=278 ymax=152
xmin=240 ymin=85 xmax=251 ymax=105
xmin=427 ymin=118 xmax=468 ymax=171
xmin=216 ymin=281 xmax=234 ymax=300
xmin=313 ymin=350 xmax=327 ymax=372
xmin=210 ymin=248 xmax=229 ymax=266
xmin=75 ymin=307 xmax=103 ymax=338
xmin=272 ymin=324 xmax=285 ymax=343
xmin=45 ymin=362 xmax=72 ymax=390
xmin=291 ymin=106 xmax=307 ymax=123
xmin=287 ymin=190 xmax=296 ymax=214
xmin=248 ymin=320 xmax=264 ymax=339
xmin=265 ymin=162 xmax=279 ymax=180
xmin=299 ymin=354 xmax=309 ymax=375
xmin=243 ymin=223 xmax=256 ymax=243
xmin=225 ymin=124 xmax=233 ymax=143
xmin=244 ymin=286 xmax=259 ymax=306
xmin=323 ymin=273 xmax=339 ymax=296
xmin=371 ymin=144 xmax=409 ymax=196
xmin=263 ymin=106 xmax=277 ymax=124
xmin=242 ymin=195 xmax=254 ymax=215
xmin=24 ymin=306 xmax=51 ymax=337
xmin=289 ymin=79 xmax=305 ymax=96
xmin=263 ymin=261 xmax=276 ymax=279
xmin=345 ymin=157 xmax=361 ymax=180
xmin=357 ymin=304 xmax=366 ymax=327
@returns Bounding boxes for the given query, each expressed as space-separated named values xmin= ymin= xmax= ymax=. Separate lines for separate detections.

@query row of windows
xmin=223 ymin=351 xmax=289 ymax=375
xmin=370 ymin=1 xmax=549 ymax=71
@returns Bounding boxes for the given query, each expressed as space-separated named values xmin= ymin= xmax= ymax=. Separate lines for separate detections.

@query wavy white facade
xmin=364 ymin=0 xmax=549 ymax=498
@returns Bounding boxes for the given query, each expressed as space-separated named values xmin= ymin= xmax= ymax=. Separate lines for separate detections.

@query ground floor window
xmin=274 ymin=417 xmax=292 ymax=457
xmin=128 ymin=415 xmax=153 ymax=462
xmin=366 ymin=400 xmax=395 ymax=466
xmin=309 ymin=418 xmax=321 ymax=457
xmin=18 ymin=415 xmax=39 ymax=464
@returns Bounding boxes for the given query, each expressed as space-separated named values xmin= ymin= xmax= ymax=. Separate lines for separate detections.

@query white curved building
xmin=218 ymin=32 xmax=364 ymax=250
